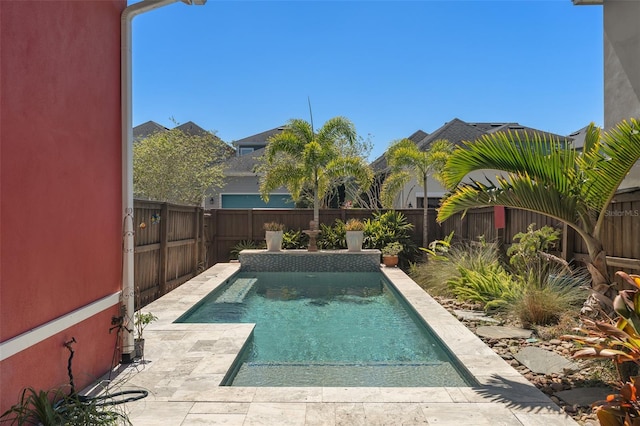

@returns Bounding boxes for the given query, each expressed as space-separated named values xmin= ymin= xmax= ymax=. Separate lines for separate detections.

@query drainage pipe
xmin=121 ymin=0 xmax=205 ymax=362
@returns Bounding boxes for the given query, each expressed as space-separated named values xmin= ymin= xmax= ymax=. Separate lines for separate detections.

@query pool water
xmin=177 ymin=272 xmax=472 ymax=387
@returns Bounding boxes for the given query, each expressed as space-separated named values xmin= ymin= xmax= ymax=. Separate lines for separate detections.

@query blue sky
xmin=132 ymin=0 xmax=603 ymax=161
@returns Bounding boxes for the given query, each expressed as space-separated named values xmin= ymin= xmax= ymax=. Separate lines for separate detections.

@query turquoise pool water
xmin=177 ymin=271 xmax=472 ymax=387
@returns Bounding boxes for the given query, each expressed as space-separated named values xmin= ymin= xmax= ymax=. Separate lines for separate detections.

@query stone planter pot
xmin=265 ymin=230 xmax=283 ymax=252
xmin=346 ymin=231 xmax=364 ymax=252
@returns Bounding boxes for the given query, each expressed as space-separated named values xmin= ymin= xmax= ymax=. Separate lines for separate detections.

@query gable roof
xmin=371 ymin=118 xmax=575 ymax=174
xmin=233 ymin=126 xmax=287 ymax=147
xmin=415 ymin=118 xmax=486 ymax=151
xmin=133 ymin=120 xmax=168 ymax=142
xmin=224 ymin=147 xmax=265 ymax=175
xmin=174 ymin=121 xmax=209 ymax=137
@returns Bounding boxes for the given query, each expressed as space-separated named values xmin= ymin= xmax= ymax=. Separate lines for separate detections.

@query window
xmin=239 ymin=147 xmax=254 ymax=156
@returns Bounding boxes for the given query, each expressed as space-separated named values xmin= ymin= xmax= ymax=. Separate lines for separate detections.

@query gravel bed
xmin=435 ymin=297 xmax=615 ymax=425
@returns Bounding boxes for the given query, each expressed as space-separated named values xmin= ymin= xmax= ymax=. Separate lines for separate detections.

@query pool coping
xmin=108 ymin=262 xmax=579 ymax=425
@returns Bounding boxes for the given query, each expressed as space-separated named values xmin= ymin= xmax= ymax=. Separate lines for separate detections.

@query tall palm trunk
xmin=313 ymin=171 xmax=320 ymax=229
xmin=422 ymin=173 xmax=428 ymax=248
xmin=584 ymin=236 xmax=613 ymax=293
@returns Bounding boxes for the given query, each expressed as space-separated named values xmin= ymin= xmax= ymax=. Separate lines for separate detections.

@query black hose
xmin=61 ymin=331 xmax=149 ymax=413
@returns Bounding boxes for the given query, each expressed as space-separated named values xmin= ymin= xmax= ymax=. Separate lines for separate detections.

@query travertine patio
xmin=101 ymin=262 xmax=578 ymax=425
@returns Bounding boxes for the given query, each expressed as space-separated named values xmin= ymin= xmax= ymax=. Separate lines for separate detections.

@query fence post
xmin=192 ymin=207 xmax=199 ymax=275
xmin=159 ymin=202 xmax=169 ymax=296
xmin=210 ymin=209 xmax=217 ymax=269
xmin=199 ymin=208 xmax=205 ymax=270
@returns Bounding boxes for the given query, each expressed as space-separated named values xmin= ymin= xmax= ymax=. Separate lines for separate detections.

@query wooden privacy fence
xmin=134 ymin=200 xmax=205 ymax=309
xmin=205 ymin=188 xmax=640 ymax=278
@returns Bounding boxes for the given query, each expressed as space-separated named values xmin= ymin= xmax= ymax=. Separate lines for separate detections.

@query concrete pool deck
xmin=106 ymin=262 xmax=578 ymax=425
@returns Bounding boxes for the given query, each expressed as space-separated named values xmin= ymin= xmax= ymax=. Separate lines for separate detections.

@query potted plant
xmin=263 ymin=222 xmax=285 ymax=252
xmin=345 ymin=219 xmax=365 ymax=252
xmin=134 ymin=311 xmax=158 ymax=359
xmin=382 ymin=242 xmax=403 ymax=267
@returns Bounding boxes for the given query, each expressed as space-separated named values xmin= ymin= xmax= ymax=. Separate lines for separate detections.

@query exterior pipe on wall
xmin=121 ymin=0 xmax=205 ymax=362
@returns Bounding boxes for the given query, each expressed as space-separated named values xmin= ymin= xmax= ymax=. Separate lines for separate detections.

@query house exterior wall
xmin=0 ymin=0 xmax=124 ymax=412
xmin=603 ymin=0 xmax=640 ymax=130
xmin=603 ymin=1 xmax=640 ymax=189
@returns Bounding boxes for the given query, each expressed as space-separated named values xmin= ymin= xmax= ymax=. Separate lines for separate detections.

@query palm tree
xmin=259 ymin=116 xmax=373 ymax=227
xmin=380 ymin=138 xmax=452 ymax=248
xmin=437 ymin=118 xmax=640 ymax=301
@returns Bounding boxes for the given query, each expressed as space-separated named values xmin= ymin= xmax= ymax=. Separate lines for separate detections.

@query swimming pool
xmin=177 ymin=271 xmax=473 ymax=387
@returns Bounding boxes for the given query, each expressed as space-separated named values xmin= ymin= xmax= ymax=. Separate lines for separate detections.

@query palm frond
xmin=591 ymin=118 xmax=640 ymax=235
xmin=380 ymin=171 xmax=411 ymax=208
xmin=442 ymin=130 xmax=576 ymax=195
xmin=325 ymin=157 xmax=373 ymax=191
xmin=316 ymin=116 xmax=357 ymax=148
xmin=438 ymin=173 xmax=584 ymax=234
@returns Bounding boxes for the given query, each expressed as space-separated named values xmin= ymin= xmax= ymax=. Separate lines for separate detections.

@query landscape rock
xmin=555 ymin=387 xmax=614 ymax=407
xmin=514 ymin=346 xmax=579 ymax=375
xmin=453 ymin=309 xmax=499 ymax=323
xmin=475 ymin=325 xmax=533 ymax=339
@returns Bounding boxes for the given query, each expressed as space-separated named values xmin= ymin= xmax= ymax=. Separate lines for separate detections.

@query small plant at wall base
xmin=134 ymin=311 xmax=158 ymax=358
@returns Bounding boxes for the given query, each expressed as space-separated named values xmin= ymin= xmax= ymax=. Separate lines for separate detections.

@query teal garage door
xmin=221 ymin=194 xmax=294 ymax=208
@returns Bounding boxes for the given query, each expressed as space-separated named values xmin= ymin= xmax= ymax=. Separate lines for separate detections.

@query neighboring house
xmin=573 ymin=0 xmax=640 ymax=189
xmin=206 ymin=126 xmax=294 ymax=209
xmin=371 ymin=118 xmax=573 ymax=209
xmin=133 ymin=120 xmax=234 ymax=154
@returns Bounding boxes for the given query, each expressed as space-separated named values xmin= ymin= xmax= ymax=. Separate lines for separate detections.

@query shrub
xmin=230 ymin=240 xmax=263 ymax=259
xmin=282 ymin=229 xmax=308 ymax=249
xmin=421 ymin=231 xmax=454 ymax=261
xmin=449 ymin=264 xmax=520 ymax=311
xmin=411 ymin=237 xmax=505 ymax=300
xmin=409 ymin=258 xmax=458 ymax=296
xmin=512 ymin=261 xmax=588 ymax=326
xmin=318 ymin=220 xmax=345 ymax=250
xmin=1 ymin=386 xmax=131 ymax=425
xmin=363 ymin=210 xmax=418 ymax=265
xmin=507 ymin=223 xmax=561 ymax=274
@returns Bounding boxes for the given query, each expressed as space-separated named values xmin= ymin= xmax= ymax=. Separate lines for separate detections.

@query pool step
xmin=215 ymin=278 xmax=257 ymax=304
xmin=230 ymin=361 xmax=469 ymax=387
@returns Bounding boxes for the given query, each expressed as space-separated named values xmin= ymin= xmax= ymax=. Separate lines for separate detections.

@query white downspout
xmin=121 ymin=0 xmax=205 ymax=362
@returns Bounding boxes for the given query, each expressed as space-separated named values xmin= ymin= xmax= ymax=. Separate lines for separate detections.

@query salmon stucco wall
xmin=1 ymin=0 xmax=125 ymax=412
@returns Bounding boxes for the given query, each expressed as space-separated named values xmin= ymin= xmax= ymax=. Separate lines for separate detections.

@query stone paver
xmin=476 ymin=325 xmax=533 ymax=339
xmin=454 ymin=309 xmax=500 ymax=323
xmin=514 ymin=346 xmax=580 ymax=375
xmin=555 ymin=387 xmax=614 ymax=407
